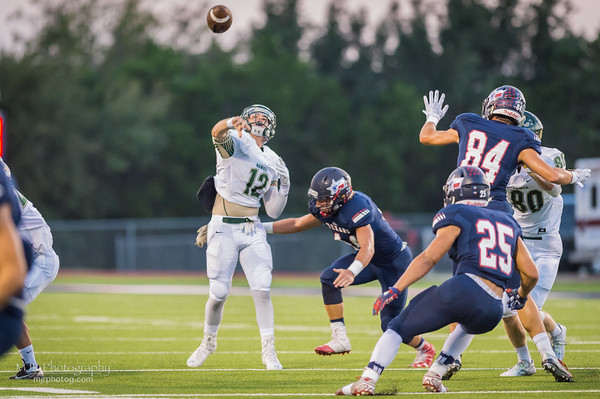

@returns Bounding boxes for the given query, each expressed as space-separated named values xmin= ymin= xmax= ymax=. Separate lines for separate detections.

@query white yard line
xmin=1 ymin=389 xmax=599 ymax=398
xmin=0 ymin=387 xmax=98 ymax=394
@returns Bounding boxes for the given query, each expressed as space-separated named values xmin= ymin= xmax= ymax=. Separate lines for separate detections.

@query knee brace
xmin=321 ymin=282 xmax=343 ymax=305
xmin=209 ymin=280 xmax=231 ymax=302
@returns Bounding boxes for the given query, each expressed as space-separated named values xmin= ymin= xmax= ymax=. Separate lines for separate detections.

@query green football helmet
xmin=520 ymin=111 xmax=543 ymax=140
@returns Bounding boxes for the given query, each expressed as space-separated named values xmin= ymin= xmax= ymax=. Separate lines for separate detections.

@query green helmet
xmin=520 ymin=111 xmax=543 ymax=140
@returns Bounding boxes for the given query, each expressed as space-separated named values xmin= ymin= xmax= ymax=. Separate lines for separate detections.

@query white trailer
xmin=570 ymin=158 xmax=600 ymax=272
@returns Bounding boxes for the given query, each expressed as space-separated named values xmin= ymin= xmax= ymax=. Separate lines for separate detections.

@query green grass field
xmin=1 ymin=272 xmax=599 ymax=398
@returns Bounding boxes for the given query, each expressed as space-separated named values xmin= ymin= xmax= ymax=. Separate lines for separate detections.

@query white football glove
xmin=570 ymin=168 xmax=591 ymax=187
xmin=275 ymin=157 xmax=290 ymax=194
xmin=195 ymin=225 xmax=208 ymax=248
xmin=423 ymin=90 xmax=449 ymax=126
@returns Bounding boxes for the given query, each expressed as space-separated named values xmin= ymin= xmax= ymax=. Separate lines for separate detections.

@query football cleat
xmin=551 ymin=324 xmax=567 ymax=361
xmin=262 ymin=335 xmax=283 ymax=370
xmin=9 ymin=364 xmax=44 ymax=380
xmin=542 ymin=357 xmax=573 ymax=382
xmin=422 ymin=370 xmax=448 ymax=393
xmin=500 ymin=360 xmax=536 ymax=377
xmin=315 ymin=329 xmax=352 ymax=356
xmin=442 ymin=357 xmax=462 ymax=380
xmin=410 ymin=341 xmax=436 ymax=368
xmin=335 ymin=376 xmax=375 ymax=396
xmin=186 ymin=333 xmax=217 ymax=367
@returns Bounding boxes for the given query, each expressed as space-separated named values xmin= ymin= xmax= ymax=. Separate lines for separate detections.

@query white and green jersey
xmin=14 ymin=189 xmax=48 ymax=233
xmin=214 ymin=130 xmax=281 ymax=208
xmin=507 ymin=147 xmax=565 ymax=236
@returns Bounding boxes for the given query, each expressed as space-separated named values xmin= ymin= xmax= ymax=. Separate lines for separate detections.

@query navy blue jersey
xmin=432 ymin=204 xmax=523 ymax=289
xmin=451 ymin=113 xmax=541 ymax=202
xmin=309 ymin=191 xmax=403 ymax=263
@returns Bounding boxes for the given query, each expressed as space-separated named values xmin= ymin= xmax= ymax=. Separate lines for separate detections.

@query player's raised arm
xmin=419 ymin=90 xmax=459 ymax=146
xmin=211 ymin=116 xmax=250 ymax=158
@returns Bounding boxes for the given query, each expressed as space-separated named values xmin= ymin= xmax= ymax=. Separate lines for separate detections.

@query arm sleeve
xmin=263 ymin=185 xmax=288 ymax=219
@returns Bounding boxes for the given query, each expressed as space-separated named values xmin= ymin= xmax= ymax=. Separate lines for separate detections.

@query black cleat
xmin=9 ymin=364 xmax=44 ymax=380
xmin=542 ymin=357 xmax=572 ymax=382
xmin=442 ymin=357 xmax=462 ymax=380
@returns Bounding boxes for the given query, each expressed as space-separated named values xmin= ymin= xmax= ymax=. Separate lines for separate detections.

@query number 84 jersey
xmin=507 ymin=146 xmax=565 ymax=237
xmin=214 ymin=131 xmax=281 ymax=208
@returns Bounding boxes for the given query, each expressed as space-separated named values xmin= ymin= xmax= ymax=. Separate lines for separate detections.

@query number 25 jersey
xmin=432 ymin=203 xmax=523 ymax=290
xmin=450 ymin=113 xmax=541 ymax=202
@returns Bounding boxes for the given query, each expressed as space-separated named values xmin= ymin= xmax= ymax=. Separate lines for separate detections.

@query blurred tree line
xmin=0 ymin=0 xmax=598 ymax=220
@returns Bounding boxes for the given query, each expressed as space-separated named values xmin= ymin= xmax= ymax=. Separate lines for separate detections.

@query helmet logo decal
xmin=327 ymin=177 xmax=347 ymax=197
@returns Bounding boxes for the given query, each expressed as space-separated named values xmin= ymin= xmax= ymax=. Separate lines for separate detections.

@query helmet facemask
xmin=241 ymin=104 xmax=276 ymax=143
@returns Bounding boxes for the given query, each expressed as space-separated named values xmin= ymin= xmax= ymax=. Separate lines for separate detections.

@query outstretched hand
xmin=373 ymin=287 xmax=400 ymax=315
xmin=423 ymin=90 xmax=449 ymax=126
xmin=570 ymin=168 xmax=591 ymax=187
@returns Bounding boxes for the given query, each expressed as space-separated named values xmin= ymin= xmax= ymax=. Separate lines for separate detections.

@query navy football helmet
xmin=520 ymin=111 xmax=543 ymax=140
xmin=443 ymin=166 xmax=490 ymax=207
xmin=241 ymin=104 xmax=276 ymax=143
xmin=308 ymin=167 xmax=353 ymax=217
xmin=482 ymin=85 xmax=526 ymax=125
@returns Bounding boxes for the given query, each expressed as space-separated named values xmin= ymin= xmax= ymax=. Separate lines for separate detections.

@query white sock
xmin=19 ymin=345 xmax=37 ymax=367
xmin=251 ymin=290 xmax=274 ymax=336
xmin=331 ymin=321 xmax=345 ymax=330
xmin=533 ymin=332 xmax=555 ymax=360
xmin=429 ymin=360 xmax=448 ymax=376
xmin=549 ymin=324 xmax=563 ymax=338
xmin=365 ymin=329 xmax=403 ymax=381
xmin=414 ymin=338 xmax=425 ymax=351
xmin=515 ymin=345 xmax=532 ymax=363
xmin=440 ymin=324 xmax=474 ymax=360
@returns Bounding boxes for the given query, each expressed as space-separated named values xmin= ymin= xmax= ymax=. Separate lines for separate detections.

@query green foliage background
xmin=1 ymin=0 xmax=598 ymax=219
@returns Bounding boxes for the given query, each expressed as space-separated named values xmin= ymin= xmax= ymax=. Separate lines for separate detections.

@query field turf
xmin=1 ymin=272 xmax=599 ymax=398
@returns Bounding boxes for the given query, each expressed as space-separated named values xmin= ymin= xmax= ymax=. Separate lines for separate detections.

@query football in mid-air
xmin=206 ymin=5 xmax=233 ymax=34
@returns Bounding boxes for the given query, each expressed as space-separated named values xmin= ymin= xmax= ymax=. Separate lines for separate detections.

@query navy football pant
xmin=387 ymin=274 xmax=503 ymax=343
xmin=320 ymin=247 xmax=413 ymax=331
xmin=0 ymin=305 xmax=23 ymax=357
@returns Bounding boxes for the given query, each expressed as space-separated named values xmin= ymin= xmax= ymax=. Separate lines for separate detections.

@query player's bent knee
xmin=209 ymin=280 xmax=230 ymax=302
xmin=321 ymin=281 xmax=342 ymax=305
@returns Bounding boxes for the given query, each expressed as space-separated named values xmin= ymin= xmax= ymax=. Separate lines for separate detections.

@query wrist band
xmin=348 ymin=260 xmax=364 ymax=277
xmin=226 ymin=118 xmax=234 ymax=129
xmin=263 ymin=222 xmax=274 ymax=234
xmin=426 ymin=116 xmax=439 ymax=126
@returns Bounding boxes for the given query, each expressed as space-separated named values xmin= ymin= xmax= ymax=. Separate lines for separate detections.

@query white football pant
xmin=22 ymin=223 xmax=60 ymax=304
